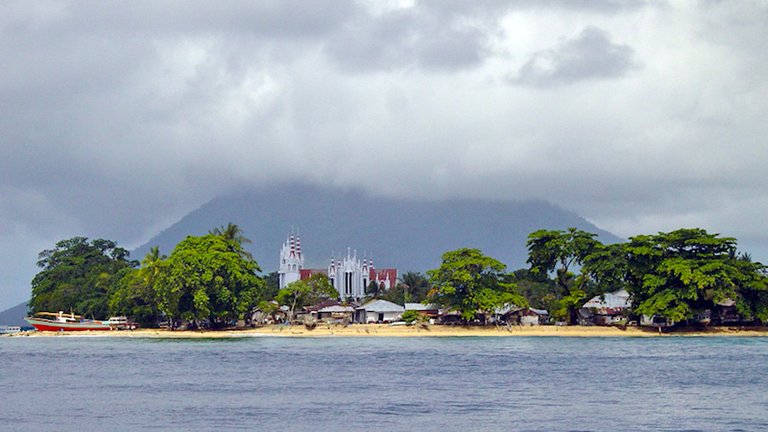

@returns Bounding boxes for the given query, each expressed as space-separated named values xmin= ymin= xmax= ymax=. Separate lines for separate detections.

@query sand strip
xmin=9 ymin=324 xmax=768 ymax=338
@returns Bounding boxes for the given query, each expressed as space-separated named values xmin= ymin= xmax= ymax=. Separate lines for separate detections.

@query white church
xmin=277 ymin=233 xmax=397 ymax=300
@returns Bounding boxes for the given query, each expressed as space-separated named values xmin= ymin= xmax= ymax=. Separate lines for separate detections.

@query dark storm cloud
xmin=1 ymin=0 xmax=767 ymax=310
xmin=512 ymin=26 xmax=640 ymax=86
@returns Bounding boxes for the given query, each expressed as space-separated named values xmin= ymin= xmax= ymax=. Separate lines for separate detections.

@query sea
xmin=1 ymin=336 xmax=767 ymax=431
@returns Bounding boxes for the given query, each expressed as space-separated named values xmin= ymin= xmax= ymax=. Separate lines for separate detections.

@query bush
xmin=401 ymin=310 xmax=421 ymax=324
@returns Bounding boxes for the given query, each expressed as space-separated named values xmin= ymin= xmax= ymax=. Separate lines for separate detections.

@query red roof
xmin=370 ymin=268 xmax=397 ymax=282
xmin=300 ymin=269 xmax=328 ymax=280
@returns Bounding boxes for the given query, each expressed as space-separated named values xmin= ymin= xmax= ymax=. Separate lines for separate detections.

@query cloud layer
xmin=1 ymin=0 xmax=768 ymax=308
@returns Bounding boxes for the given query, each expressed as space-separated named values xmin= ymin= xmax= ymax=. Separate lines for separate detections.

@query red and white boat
xmin=25 ymin=311 xmax=112 ymax=332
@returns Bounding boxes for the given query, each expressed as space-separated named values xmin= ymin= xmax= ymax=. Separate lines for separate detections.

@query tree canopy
xmin=27 ymin=224 xmax=768 ymax=330
xmin=107 ymin=247 xmax=165 ymax=327
xmin=154 ymin=234 xmax=264 ymax=328
xmin=210 ymin=222 xmax=254 ymax=260
xmin=426 ymin=248 xmax=527 ymax=321
xmin=276 ymin=273 xmax=338 ymax=322
xmin=625 ymin=228 xmax=768 ymax=322
xmin=30 ymin=237 xmax=137 ymax=317
xmin=526 ymin=228 xmax=602 ymax=324
xmin=399 ymin=271 xmax=430 ymax=303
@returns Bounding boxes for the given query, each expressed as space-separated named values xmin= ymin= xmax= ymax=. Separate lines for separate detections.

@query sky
xmin=2 ymin=0 xmax=767 ymax=310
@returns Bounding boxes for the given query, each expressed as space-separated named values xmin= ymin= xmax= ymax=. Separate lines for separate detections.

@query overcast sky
xmin=2 ymin=0 xmax=767 ymax=310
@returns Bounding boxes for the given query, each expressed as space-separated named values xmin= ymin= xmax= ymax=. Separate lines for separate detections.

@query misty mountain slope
xmin=0 ymin=302 xmax=28 ymax=326
xmin=133 ymin=186 xmax=623 ymax=273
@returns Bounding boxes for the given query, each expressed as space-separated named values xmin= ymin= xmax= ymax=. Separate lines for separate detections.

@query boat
xmin=24 ymin=311 xmax=112 ymax=332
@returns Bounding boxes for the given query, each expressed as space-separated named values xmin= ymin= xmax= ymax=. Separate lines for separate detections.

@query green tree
xmin=210 ymin=222 xmax=254 ymax=260
xmin=582 ymin=242 xmax=629 ymax=294
xmin=625 ymin=228 xmax=768 ymax=323
xmin=275 ymin=274 xmax=338 ymax=322
xmin=255 ymin=300 xmax=281 ymax=324
xmin=399 ymin=271 xmax=430 ymax=303
xmin=154 ymin=234 xmax=264 ymax=328
xmin=30 ymin=237 xmax=137 ymax=318
xmin=732 ymin=257 xmax=768 ymax=323
xmin=511 ymin=268 xmax=559 ymax=311
xmin=380 ymin=283 xmax=406 ymax=304
xmin=401 ymin=309 xmax=422 ymax=324
xmin=262 ymin=271 xmax=280 ymax=302
xmin=107 ymin=247 xmax=166 ymax=327
xmin=526 ymin=228 xmax=601 ymax=324
xmin=426 ymin=248 xmax=527 ymax=323
xmin=366 ymin=280 xmax=383 ymax=298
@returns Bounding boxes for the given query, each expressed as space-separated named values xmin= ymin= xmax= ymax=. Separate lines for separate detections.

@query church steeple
xmin=278 ymin=231 xmax=304 ymax=289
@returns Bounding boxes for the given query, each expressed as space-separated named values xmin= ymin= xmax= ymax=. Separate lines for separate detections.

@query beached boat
xmin=24 ymin=311 xmax=111 ymax=332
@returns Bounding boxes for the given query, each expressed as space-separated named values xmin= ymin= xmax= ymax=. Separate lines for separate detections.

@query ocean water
xmin=1 ymin=336 xmax=767 ymax=431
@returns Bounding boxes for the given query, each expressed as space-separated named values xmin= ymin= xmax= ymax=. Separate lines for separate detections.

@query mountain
xmin=0 ymin=301 xmax=28 ymax=326
xmin=133 ymin=185 xmax=623 ymax=273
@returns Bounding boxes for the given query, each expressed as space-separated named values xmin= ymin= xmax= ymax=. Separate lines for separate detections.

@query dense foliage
xmin=276 ymin=274 xmax=338 ymax=322
xmin=510 ymin=269 xmax=558 ymax=311
xmin=29 ymin=224 xmax=267 ymax=328
xmin=153 ymin=234 xmax=264 ymax=328
xmin=625 ymin=228 xmax=768 ymax=323
xmin=30 ymin=237 xmax=137 ymax=317
xmin=526 ymin=228 xmax=601 ymax=323
xmin=27 ymin=223 xmax=768 ymax=329
xmin=426 ymin=248 xmax=527 ymax=321
xmin=525 ymin=227 xmax=768 ymax=326
xmin=371 ymin=272 xmax=430 ymax=305
xmin=108 ymin=246 xmax=164 ymax=327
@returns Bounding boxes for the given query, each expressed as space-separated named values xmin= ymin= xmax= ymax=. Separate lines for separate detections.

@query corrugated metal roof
xmin=494 ymin=303 xmax=522 ymax=315
xmin=494 ymin=305 xmax=548 ymax=315
xmin=358 ymin=299 xmax=405 ymax=313
xmin=716 ymin=298 xmax=736 ymax=307
xmin=404 ymin=303 xmax=438 ymax=311
xmin=318 ymin=305 xmax=355 ymax=313
xmin=583 ymin=289 xmax=631 ymax=309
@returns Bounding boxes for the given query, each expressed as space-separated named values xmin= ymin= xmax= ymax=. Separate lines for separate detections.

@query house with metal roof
xmin=493 ymin=304 xmax=548 ymax=326
xmin=579 ymin=289 xmax=631 ymax=325
xmin=354 ymin=299 xmax=404 ymax=323
xmin=305 ymin=300 xmax=356 ymax=323
xmin=404 ymin=303 xmax=439 ymax=316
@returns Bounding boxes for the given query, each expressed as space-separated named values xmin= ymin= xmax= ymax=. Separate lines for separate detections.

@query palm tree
xmin=139 ymin=246 xmax=165 ymax=324
xmin=141 ymin=246 xmax=165 ymax=286
xmin=399 ymin=272 xmax=430 ymax=303
xmin=210 ymin=222 xmax=254 ymax=260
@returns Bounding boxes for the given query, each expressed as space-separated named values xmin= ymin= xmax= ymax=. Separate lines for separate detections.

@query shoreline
xmin=7 ymin=324 xmax=768 ymax=338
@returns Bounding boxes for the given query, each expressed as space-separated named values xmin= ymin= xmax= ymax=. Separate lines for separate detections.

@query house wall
xmin=520 ymin=315 xmax=539 ymax=326
xmin=359 ymin=311 xmax=402 ymax=323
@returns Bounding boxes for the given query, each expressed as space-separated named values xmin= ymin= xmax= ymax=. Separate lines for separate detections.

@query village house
xmin=436 ymin=309 xmax=462 ymax=325
xmin=579 ymin=289 xmax=631 ymax=326
xmin=305 ymin=300 xmax=356 ymax=323
xmin=494 ymin=305 xmax=548 ymax=326
xmin=714 ymin=298 xmax=742 ymax=325
xmin=250 ymin=301 xmax=288 ymax=325
xmin=404 ymin=303 xmax=439 ymax=319
xmin=355 ymin=299 xmax=404 ymax=323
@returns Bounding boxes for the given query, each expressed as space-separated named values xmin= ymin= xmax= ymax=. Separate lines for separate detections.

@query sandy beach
xmin=8 ymin=324 xmax=768 ymax=338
